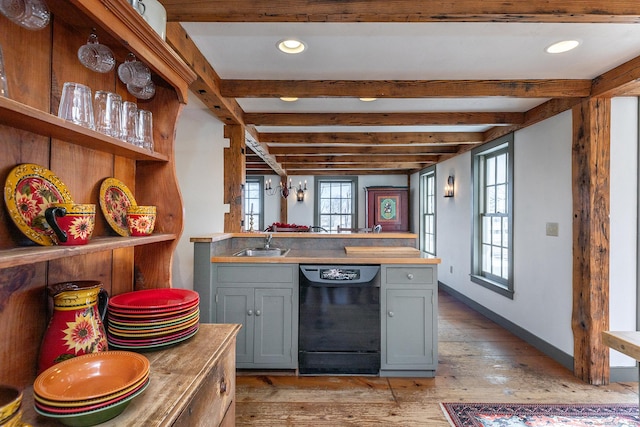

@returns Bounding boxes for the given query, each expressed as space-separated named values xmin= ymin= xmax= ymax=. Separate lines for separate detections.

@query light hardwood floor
xmin=235 ymin=289 xmax=638 ymax=426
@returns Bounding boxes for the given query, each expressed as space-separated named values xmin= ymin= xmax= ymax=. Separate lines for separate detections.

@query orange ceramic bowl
xmin=33 ymin=351 xmax=149 ymax=402
xmin=0 ymin=385 xmax=22 ymax=423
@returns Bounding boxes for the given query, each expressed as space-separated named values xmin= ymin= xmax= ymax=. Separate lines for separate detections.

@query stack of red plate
xmin=107 ymin=289 xmax=200 ymax=351
xmin=33 ymin=351 xmax=150 ymax=426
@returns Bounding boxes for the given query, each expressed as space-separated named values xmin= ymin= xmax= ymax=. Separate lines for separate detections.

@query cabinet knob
xmin=255 ymin=310 xmax=262 ymax=316
xmin=220 ymin=377 xmax=227 ymax=394
xmin=247 ymin=309 xmax=253 ymax=316
xmin=407 ymin=273 xmax=414 ymax=280
xmin=388 ymin=311 xmax=394 ymax=317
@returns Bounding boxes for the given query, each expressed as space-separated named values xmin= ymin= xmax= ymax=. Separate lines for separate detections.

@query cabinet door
xmin=383 ymin=288 xmax=436 ymax=368
xmin=216 ymin=288 xmax=254 ymax=364
xmin=253 ymin=288 xmax=294 ymax=366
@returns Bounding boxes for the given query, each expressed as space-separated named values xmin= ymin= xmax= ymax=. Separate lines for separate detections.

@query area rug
xmin=441 ymin=402 xmax=640 ymax=427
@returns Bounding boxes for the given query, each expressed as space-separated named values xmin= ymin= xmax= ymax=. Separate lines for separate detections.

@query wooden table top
xmin=602 ymin=331 xmax=640 ymax=361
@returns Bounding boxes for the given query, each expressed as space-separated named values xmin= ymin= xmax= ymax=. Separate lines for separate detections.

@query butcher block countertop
xmin=192 ymin=233 xmax=440 ymax=265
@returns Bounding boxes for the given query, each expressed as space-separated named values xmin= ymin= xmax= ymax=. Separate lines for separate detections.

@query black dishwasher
xmin=298 ymin=265 xmax=380 ymax=375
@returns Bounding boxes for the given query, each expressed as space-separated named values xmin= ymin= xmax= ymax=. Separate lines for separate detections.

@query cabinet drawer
xmin=385 ymin=266 xmax=434 ymax=285
xmin=173 ymin=345 xmax=236 ymax=426
xmin=216 ymin=265 xmax=294 ymax=284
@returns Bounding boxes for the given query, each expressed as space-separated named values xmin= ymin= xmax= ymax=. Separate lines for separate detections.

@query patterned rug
xmin=441 ymin=402 xmax=640 ymax=427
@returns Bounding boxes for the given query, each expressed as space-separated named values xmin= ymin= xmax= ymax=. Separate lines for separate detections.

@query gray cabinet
xmin=380 ymin=265 xmax=438 ymax=377
xmin=208 ymin=264 xmax=298 ymax=369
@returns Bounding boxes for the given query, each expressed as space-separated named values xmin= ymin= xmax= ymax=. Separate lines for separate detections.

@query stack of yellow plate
xmin=107 ymin=289 xmax=199 ymax=351
xmin=33 ymin=351 xmax=149 ymax=426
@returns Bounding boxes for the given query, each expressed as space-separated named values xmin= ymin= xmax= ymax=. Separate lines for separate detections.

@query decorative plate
xmin=3 ymin=163 xmax=74 ymax=246
xmin=99 ymin=178 xmax=137 ymax=237
xmin=108 ymin=289 xmax=199 ymax=311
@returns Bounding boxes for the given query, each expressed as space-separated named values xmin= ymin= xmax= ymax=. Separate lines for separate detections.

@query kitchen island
xmin=192 ymin=233 xmax=440 ymax=377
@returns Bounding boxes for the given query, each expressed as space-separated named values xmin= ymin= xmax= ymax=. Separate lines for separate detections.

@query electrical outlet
xmin=546 ymin=222 xmax=559 ymax=237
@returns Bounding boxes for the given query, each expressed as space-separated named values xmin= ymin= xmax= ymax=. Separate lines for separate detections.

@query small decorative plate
xmin=3 ymin=163 xmax=74 ymax=246
xmin=99 ymin=178 xmax=137 ymax=236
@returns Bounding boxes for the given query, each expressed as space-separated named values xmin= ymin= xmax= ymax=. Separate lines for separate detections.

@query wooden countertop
xmin=210 ymin=248 xmax=440 ymax=265
xmin=191 ymin=232 xmax=418 ymax=243
xmin=603 ymin=331 xmax=640 ymax=360
xmin=22 ymin=323 xmax=241 ymax=426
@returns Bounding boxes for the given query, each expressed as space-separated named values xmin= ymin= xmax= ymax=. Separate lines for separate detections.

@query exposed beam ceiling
xmin=164 ymin=1 xmax=640 ymax=176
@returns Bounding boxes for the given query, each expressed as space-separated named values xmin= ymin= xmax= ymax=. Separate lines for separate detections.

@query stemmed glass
xmin=77 ymin=31 xmax=115 ymax=73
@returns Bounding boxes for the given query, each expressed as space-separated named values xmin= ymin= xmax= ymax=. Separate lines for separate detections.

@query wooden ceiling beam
xmin=276 ymin=154 xmax=440 ymax=163
xmin=591 ymin=54 xmax=640 ymax=97
xmin=221 ymin=79 xmax=591 ymax=98
xmin=245 ymin=112 xmax=523 ymax=126
xmin=259 ymin=132 xmax=484 ymax=145
xmin=269 ymin=145 xmax=458 ymax=155
xmin=165 ymin=22 xmax=244 ymax=125
xmin=162 ymin=0 xmax=640 ymax=23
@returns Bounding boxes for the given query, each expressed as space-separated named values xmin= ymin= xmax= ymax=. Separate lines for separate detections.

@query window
xmin=315 ymin=177 xmax=357 ymax=233
xmin=244 ymin=177 xmax=264 ymax=232
xmin=420 ymin=166 xmax=436 ymax=256
xmin=471 ymin=134 xmax=514 ymax=298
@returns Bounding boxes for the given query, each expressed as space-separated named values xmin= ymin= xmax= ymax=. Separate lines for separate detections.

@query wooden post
xmin=224 ymin=124 xmax=246 ymax=232
xmin=571 ymin=97 xmax=610 ymax=385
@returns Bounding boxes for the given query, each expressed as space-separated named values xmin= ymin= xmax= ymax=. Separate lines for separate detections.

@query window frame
xmin=314 ymin=176 xmax=358 ymax=233
xmin=470 ymin=133 xmax=514 ymax=299
xmin=419 ymin=166 xmax=437 ymax=256
xmin=244 ymin=176 xmax=264 ymax=232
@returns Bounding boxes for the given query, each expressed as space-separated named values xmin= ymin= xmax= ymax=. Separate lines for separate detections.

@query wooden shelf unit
xmin=0 ymin=0 xmax=196 ymax=387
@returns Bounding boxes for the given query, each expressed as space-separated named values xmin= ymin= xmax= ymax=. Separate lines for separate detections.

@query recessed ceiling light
xmin=280 ymin=97 xmax=299 ymax=102
xmin=359 ymin=97 xmax=377 ymax=102
xmin=277 ymin=39 xmax=306 ymax=54
xmin=545 ymin=40 xmax=580 ymax=54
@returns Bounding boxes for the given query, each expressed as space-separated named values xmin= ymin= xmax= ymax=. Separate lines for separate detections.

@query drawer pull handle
xmin=247 ymin=309 xmax=253 ymax=316
xmin=388 ymin=311 xmax=394 ymax=317
xmin=220 ymin=378 xmax=227 ymax=394
xmin=407 ymin=273 xmax=414 ymax=280
xmin=255 ymin=310 xmax=262 ymax=316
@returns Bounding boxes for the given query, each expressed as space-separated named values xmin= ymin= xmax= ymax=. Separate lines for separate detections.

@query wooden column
xmin=571 ymin=97 xmax=610 ymax=385
xmin=224 ymin=125 xmax=246 ymax=232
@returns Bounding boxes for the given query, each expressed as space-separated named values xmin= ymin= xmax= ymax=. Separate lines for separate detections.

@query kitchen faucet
xmin=264 ymin=233 xmax=273 ymax=249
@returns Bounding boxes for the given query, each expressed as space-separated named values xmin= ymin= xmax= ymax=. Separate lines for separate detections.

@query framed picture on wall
xmin=365 ymin=187 xmax=409 ymax=232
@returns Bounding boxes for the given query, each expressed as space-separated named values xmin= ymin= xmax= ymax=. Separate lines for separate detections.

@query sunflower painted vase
xmin=37 ymin=281 xmax=108 ymax=374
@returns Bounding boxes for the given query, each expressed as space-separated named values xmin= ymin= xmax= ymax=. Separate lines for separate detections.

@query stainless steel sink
xmin=233 ymin=247 xmax=290 ymax=257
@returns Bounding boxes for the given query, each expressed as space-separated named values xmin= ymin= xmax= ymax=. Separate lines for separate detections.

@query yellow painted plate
xmin=3 ymin=163 xmax=74 ymax=246
xmin=99 ymin=178 xmax=137 ymax=237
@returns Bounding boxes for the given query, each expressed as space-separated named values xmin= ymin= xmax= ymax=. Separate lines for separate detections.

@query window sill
xmin=470 ymin=274 xmax=514 ymax=299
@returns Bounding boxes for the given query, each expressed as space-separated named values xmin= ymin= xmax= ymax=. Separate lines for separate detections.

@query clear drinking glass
xmin=117 ymin=53 xmax=151 ymax=87
xmin=77 ymin=32 xmax=115 ymax=73
xmin=0 ymin=45 xmax=8 ymax=98
xmin=58 ymin=82 xmax=94 ymax=129
xmin=120 ymin=101 xmax=138 ymax=144
xmin=136 ymin=109 xmax=154 ymax=151
xmin=0 ymin=0 xmax=50 ymax=30
xmin=93 ymin=91 xmax=122 ymax=138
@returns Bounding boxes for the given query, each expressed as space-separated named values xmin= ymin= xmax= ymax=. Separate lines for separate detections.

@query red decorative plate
xmin=109 ymin=289 xmax=199 ymax=311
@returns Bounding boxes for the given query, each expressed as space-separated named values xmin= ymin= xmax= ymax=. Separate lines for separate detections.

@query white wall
xmin=434 ymin=99 xmax=638 ymax=368
xmin=172 ymin=95 xmax=227 ymax=289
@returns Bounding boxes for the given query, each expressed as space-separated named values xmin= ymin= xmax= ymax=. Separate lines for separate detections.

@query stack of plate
xmin=107 ymin=289 xmax=200 ymax=351
xmin=33 ymin=351 xmax=150 ymax=426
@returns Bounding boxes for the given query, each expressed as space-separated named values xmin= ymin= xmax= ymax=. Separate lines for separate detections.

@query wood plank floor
xmin=235 ymin=289 xmax=638 ymax=426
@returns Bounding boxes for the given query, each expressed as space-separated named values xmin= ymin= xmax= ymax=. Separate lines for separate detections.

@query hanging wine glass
xmin=77 ymin=31 xmax=115 ymax=73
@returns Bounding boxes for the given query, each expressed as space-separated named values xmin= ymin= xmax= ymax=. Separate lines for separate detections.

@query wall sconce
xmin=296 ymin=180 xmax=307 ymax=202
xmin=444 ymin=175 xmax=455 ymax=198
xmin=265 ymin=178 xmax=292 ymax=198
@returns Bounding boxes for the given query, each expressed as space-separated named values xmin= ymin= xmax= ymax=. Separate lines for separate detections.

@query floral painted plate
xmin=3 ymin=163 xmax=74 ymax=246
xmin=99 ymin=178 xmax=137 ymax=237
